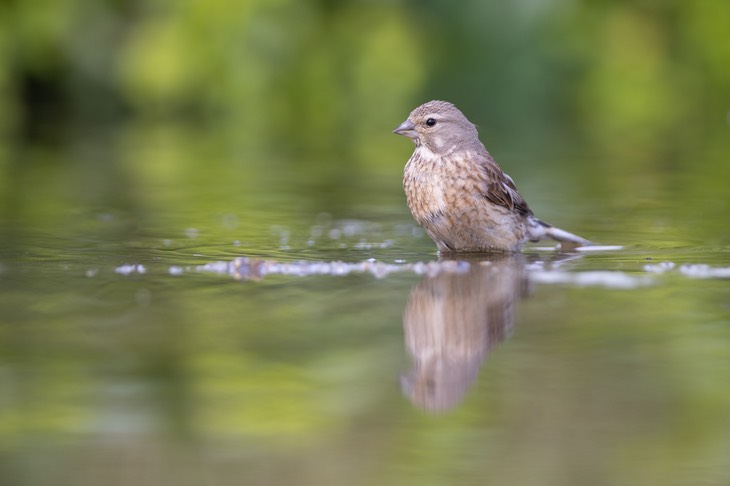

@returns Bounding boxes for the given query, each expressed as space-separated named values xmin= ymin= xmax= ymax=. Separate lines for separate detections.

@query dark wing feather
xmin=477 ymin=154 xmax=533 ymax=216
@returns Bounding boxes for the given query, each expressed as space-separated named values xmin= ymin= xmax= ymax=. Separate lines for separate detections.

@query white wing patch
xmin=501 ymin=181 xmax=520 ymax=207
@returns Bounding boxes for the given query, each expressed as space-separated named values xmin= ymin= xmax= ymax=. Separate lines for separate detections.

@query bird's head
xmin=393 ymin=100 xmax=480 ymax=155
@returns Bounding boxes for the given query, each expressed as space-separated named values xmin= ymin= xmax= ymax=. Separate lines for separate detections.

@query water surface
xmin=1 ymin=126 xmax=729 ymax=486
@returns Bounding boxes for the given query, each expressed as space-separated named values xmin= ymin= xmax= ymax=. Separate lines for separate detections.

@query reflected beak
xmin=393 ymin=119 xmax=417 ymax=137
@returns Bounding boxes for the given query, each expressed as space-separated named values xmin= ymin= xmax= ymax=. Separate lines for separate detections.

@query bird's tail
xmin=532 ymin=219 xmax=591 ymax=250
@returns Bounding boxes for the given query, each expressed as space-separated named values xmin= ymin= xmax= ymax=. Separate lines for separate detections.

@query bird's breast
xmin=403 ymin=148 xmax=528 ymax=252
xmin=403 ymin=150 xmax=449 ymax=224
xmin=403 ymin=149 xmax=482 ymax=219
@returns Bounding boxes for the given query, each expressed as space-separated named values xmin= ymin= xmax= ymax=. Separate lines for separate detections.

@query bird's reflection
xmin=401 ymin=254 xmax=529 ymax=413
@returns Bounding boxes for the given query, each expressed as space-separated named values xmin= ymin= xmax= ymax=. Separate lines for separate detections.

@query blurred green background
xmin=3 ymin=0 xmax=729 ymax=135
xmin=1 ymin=0 xmax=729 ymax=247
xmin=2 ymin=0 xmax=728 ymax=157
xmin=1 ymin=1 xmax=730 ymax=485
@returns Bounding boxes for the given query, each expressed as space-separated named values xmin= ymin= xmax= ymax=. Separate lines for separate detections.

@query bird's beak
xmin=393 ymin=119 xmax=417 ymax=137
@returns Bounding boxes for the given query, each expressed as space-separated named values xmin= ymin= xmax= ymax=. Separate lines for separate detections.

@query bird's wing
xmin=477 ymin=155 xmax=533 ymax=216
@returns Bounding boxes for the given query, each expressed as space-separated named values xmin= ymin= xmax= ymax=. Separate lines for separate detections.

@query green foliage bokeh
xmin=1 ymin=0 xmax=728 ymax=150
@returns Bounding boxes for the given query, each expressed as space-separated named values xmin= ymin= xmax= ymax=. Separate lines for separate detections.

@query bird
xmin=393 ymin=100 xmax=591 ymax=253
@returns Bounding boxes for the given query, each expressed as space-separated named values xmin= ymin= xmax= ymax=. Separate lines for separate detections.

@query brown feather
xmin=475 ymin=153 xmax=533 ymax=216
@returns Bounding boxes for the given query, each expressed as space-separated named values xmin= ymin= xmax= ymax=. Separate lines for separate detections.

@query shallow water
xmin=1 ymin=126 xmax=729 ymax=486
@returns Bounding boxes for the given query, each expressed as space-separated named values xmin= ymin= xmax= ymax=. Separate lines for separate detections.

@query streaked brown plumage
xmin=393 ymin=100 xmax=591 ymax=253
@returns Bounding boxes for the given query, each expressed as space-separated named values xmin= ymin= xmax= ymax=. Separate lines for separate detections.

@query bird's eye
xmin=425 ymin=118 xmax=437 ymax=127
